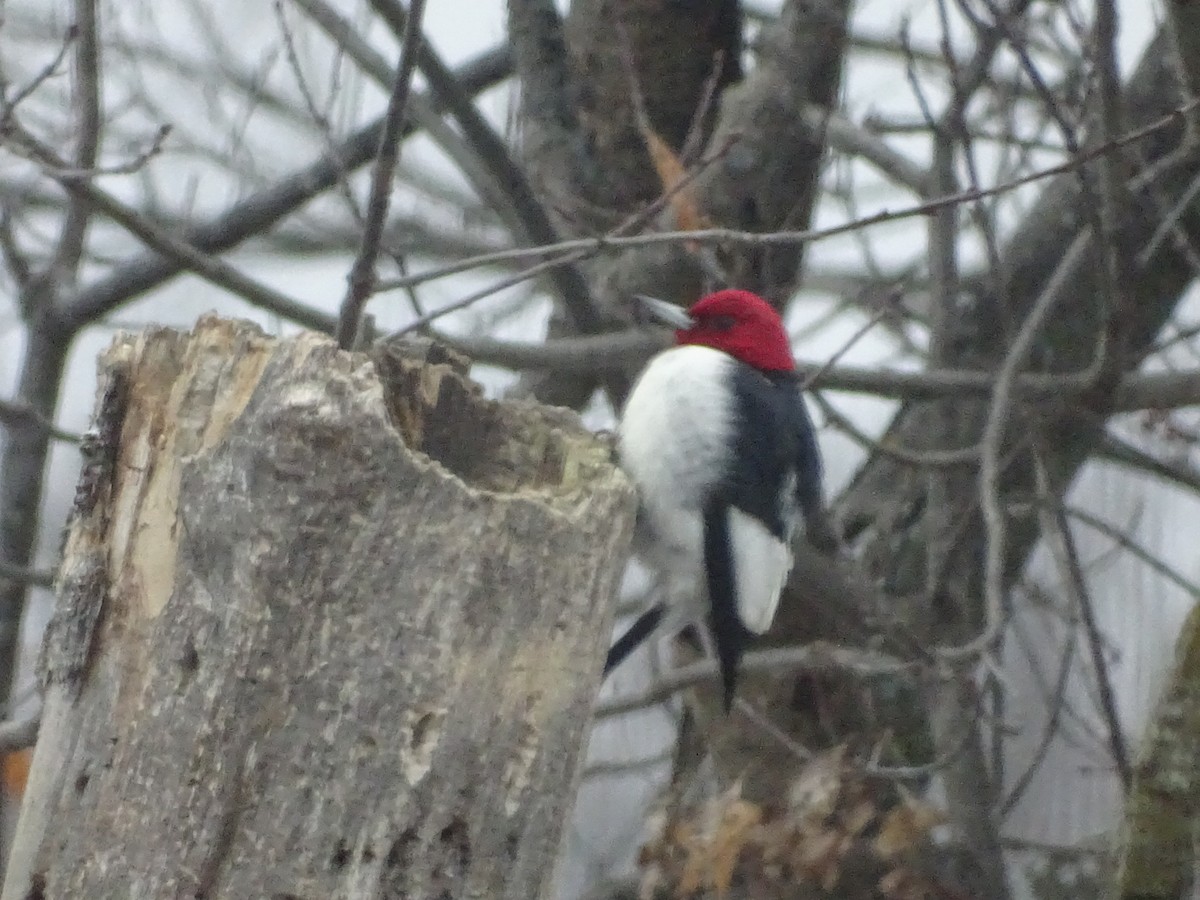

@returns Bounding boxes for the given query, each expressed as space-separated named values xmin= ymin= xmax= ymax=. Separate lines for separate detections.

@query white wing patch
xmin=727 ymin=508 xmax=792 ymax=634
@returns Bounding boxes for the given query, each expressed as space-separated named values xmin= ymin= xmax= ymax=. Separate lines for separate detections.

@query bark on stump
xmin=2 ymin=316 xmax=635 ymax=900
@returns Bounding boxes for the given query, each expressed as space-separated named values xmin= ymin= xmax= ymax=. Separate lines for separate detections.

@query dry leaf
xmin=639 ymin=125 xmax=709 ymax=234
xmin=793 ymin=825 xmax=844 ymax=889
xmin=879 ymin=865 xmax=938 ymax=899
xmin=678 ymin=783 xmax=763 ymax=898
xmin=788 ymin=744 xmax=847 ymax=823
xmin=843 ymin=797 xmax=878 ymax=838
xmin=875 ymin=787 xmax=945 ymax=859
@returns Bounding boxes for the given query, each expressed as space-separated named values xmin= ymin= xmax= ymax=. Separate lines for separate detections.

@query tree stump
xmin=2 ymin=317 xmax=635 ymax=900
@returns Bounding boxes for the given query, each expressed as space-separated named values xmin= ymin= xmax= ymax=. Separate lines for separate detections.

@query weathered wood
xmin=2 ymin=317 xmax=635 ymax=900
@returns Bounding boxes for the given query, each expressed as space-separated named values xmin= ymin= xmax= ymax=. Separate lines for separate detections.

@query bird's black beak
xmin=633 ymin=295 xmax=694 ymax=330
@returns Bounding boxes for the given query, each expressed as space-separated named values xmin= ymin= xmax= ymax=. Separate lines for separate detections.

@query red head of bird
xmin=642 ymin=289 xmax=796 ymax=373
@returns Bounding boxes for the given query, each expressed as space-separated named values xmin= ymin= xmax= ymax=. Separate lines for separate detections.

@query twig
xmin=0 ymin=705 xmax=41 ymax=753
xmin=0 ymin=26 xmax=77 ymax=128
xmin=797 ymin=304 xmax=893 ymax=391
xmin=812 ymin=392 xmax=979 ymax=467
xmin=274 ymin=0 xmax=363 ymax=225
xmin=0 ymin=398 xmax=80 ymax=444
xmin=1063 ymin=504 xmax=1200 ymax=602
xmin=938 ymin=233 xmax=1096 ymax=662
xmin=385 ymin=134 xmax=741 ymax=338
xmin=371 ymin=0 xmax=604 ymax=335
xmin=593 ymin=641 xmax=916 ymax=719
xmin=436 ymin=329 xmax=666 ymax=374
xmin=1096 ymin=431 xmax=1200 ymax=495
xmin=0 ymin=559 xmax=56 ymax=590
xmin=336 ymin=0 xmax=425 ymax=349
xmin=51 ymin=44 xmax=510 ymax=333
xmin=810 ymin=106 xmax=935 ymax=196
xmin=8 ymin=120 xmax=337 ymax=333
xmin=9 ymin=124 xmax=172 ymax=179
xmin=445 ymin=328 xmax=1200 ymax=411
xmin=1000 ymin=601 xmax=1080 ymax=815
xmin=1036 ymin=458 xmax=1133 ymax=790
xmin=50 ymin=0 xmax=101 ymax=281
xmin=370 ymin=94 xmax=1200 ymax=308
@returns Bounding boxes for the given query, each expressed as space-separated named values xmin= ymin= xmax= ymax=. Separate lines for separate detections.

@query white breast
xmin=618 ymin=346 xmax=735 ymax=610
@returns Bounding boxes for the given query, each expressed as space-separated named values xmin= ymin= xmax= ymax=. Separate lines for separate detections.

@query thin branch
xmin=1063 ymin=504 xmax=1200 ymax=603
xmin=445 ymin=328 xmax=1200 ymax=411
xmin=9 ymin=121 xmax=337 ymax=333
xmin=812 ymin=107 xmax=935 ymax=196
xmin=0 ymin=705 xmax=41 ymax=753
xmin=371 ymin=94 xmax=1200 ymax=307
xmin=1037 ymin=460 xmax=1133 ymax=790
xmin=0 ymin=559 xmax=55 ymax=591
xmin=593 ymin=641 xmax=916 ymax=719
xmin=436 ymin=329 xmax=665 ymax=374
xmin=1000 ymin=601 xmax=1080 ymax=815
xmin=0 ymin=26 xmax=77 ymax=129
xmin=369 ymin=0 xmax=605 ymax=335
xmin=386 ymin=134 xmax=740 ymax=339
xmin=812 ymin=391 xmax=980 ymax=467
xmin=9 ymin=125 xmax=172 ymax=179
xmin=335 ymin=0 xmax=425 ymax=349
xmin=288 ymin=0 xmax=517 ymax=242
xmin=940 ymin=233 xmax=1097 ymax=662
xmin=50 ymin=44 xmax=511 ymax=334
xmin=1096 ymin=431 xmax=1200 ymax=495
xmin=49 ymin=0 xmax=101 ymax=283
xmin=0 ymin=398 xmax=80 ymax=443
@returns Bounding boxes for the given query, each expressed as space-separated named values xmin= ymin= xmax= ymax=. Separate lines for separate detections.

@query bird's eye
xmin=706 ymin=315 xmax=737 ymax=331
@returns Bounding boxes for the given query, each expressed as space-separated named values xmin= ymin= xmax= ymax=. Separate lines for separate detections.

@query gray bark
xmin=2 ymin=318 xmax=634 ymax=900
xmin=1115 ymin=603 xmax=1200 ymax=899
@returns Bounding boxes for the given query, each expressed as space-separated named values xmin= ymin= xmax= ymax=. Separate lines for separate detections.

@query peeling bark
xmin=2 ymin=317 xmax=635 ymax=900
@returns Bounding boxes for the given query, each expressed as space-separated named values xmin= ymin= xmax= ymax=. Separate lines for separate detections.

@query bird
xmin=604 ymin=288 xmax=825 ymax=710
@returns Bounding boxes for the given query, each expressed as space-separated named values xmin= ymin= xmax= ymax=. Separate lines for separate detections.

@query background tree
xmin=3 ymin=1 xmax=1200 ymax=898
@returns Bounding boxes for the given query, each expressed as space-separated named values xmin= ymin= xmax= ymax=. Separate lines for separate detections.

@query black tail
xmin=703 ymin=503 xmax=746 ymax=712
xmin=603 ymin=603 xmax=667 ymax=676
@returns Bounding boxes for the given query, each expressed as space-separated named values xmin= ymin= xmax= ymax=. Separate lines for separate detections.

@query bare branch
xmin=50 ymin=45 xmax=511 ymax=334
xmin=1035 ymin=457 xmax=1132 ymax=790
xmin=1096 ymin=431 xmax=1200 ymax=495
xmin=369 ymin=94 xmax=1200 ymax=309
xmin=447 ymin=328 xmax=1200 ymax=411
xmin=594 ymin=641 xmax=916 ymax=720
xmin=0 ymin=559 xmax=55 ymax=591
xmin=386 ymin=135 xmax=740 ymax=338
xmin=335 ymin=0 xmax=426 ymax=349
xmin=49 ymin=0 xmax=101 ymax=284
xmin=369 ymin=0 xmax=605 ymax=335
xmin=0 ymin=704 xmax=41 ymax=753
xmin=9 ymin=121 xmax=336 ymax=333
xmin=1064 ymin=504 xmax=1200 ymax=603
xmin=0 ymin=26 xmax=76 ymax=129
xmin=0 ymin=398 xmax=79 ymax=444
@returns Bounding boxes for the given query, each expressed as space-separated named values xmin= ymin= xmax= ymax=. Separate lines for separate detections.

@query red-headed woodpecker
xmin=605 ymin=289 xmax=824 ymax=710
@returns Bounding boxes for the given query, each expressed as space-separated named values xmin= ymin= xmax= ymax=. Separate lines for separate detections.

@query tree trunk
xmin=1116 ymin=602 xmax=1200 ymax=900
xmin=1 ymin=317 xmax=635 ymax=900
